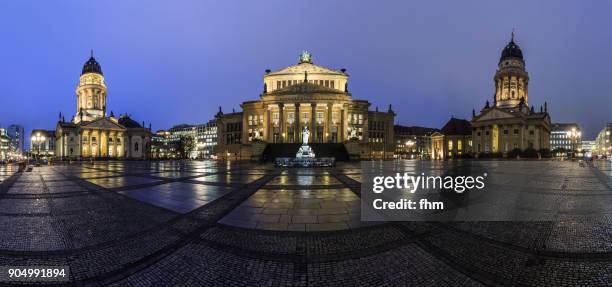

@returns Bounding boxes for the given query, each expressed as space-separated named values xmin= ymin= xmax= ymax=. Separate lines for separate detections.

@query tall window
xmin=448 ymin=140 xmax=453 ymax=151
xmin=288 ymin=112 xmax=295 ymax=124
xmin=316 ymin=112 xmax=324 ymax=124
xmin=457 ymin=140 xmax=462 ymax=151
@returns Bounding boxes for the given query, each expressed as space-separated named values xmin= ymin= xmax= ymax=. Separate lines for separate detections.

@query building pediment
xmin=79 ymin=117 xmax=126 ymax=130
xmin=473 ymin=108 xmax=518 ymax=122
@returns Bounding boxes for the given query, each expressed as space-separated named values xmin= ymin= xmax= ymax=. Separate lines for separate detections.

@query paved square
xmin=0 ymin=160 xmax=611 ymax=286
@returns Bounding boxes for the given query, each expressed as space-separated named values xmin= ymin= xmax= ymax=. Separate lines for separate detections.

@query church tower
xmin=74 ymin=51 xmax=107 ymax=123
xmin=494 ymin=32 xmax=529 ymax=108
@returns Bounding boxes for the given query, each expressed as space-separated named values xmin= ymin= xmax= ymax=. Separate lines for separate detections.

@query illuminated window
xmin=458 ymin=140 xmax=462 ymax=150
xmin=448 ymin=140 xmax=453 ymax=150
xmin=316 ymin=112 xmax=324 ymax=123
xmin=288 ymin=112 xmax=295 ymax=124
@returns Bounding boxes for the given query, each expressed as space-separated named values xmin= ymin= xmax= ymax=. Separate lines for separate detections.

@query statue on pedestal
xmin=296 ymin=126 xmax=315 ymax=158
xmin=302 ymin=126 xmax=309 ymax=145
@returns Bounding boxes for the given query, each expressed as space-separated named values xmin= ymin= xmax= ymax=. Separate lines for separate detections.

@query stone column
xmin=126 ymin=135 xmax=131 ymax=158
xmin=78 ymin=131 xmax=83 ymax=158
xmin=88 ymin=131 xmax=92 ymax=158
xmin=266 ymin=106 xmax=271 ymax=142
xmin=106 ymin=131 xmax=110 ymax=157
xmin=96 ymin=131 xmax=100 ymax=157
xmin=279 ymin=104 xmax=284 ymax=143
xmin=117 ymin=133 xmax=125 ymax=157
xmin=311 ymin=103 xmax=316 ymax=143
xmin=295 ymin=103 xmax=300 ymax=143
xmin=341 ymin=104 xmax=347 ymax=142
xmin=327 ymin=103 xmax=332 ymax=143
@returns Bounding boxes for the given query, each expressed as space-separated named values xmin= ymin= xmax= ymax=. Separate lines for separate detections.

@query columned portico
xmin=215 ymin=51 xmax=395 ymax=160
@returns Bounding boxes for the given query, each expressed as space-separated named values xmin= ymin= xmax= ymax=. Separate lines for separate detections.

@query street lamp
xmin=567 ymin=128 xmax=581 ymax=159
xmin=31 ymin=133 xmax=46 ymax=163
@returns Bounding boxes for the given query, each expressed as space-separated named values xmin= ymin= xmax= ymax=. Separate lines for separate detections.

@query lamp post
xmin=406 ymin=139 xmax=415 ymax=159
xmin=567 ymin=128 xmax=581 ymax=159
xmin=31 ymin=133 xmax=46 ymax=164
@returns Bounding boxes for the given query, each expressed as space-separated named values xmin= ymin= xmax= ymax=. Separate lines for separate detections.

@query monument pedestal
xmin=296 ymin=144 xmax=316 ymax=158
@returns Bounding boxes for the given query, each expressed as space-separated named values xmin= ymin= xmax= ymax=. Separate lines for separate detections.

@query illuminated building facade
xmin=581 ymin=140 xmax=595 ymax=155
xmin=55 ymin=52 xmax=152 ymax=159
xmin=152 ymin=120 xmax=217 ymax=159
xmin=215 ymin=52 xmax=395 ymax=160
xmin=595 ymin=123 xmax=612 ymax=156
xmin=0 ymin=129 xmax=10 ymax=160
xmin=550 ymin=123 xmax=581 ymax=156
xmin=394 ymin=125 xmax=438 ymax=159
xmin=431 ymin=118 xmax=472 ymax=160
xmin=30 ymin=129 xmax=56 ymax=157
xmin=471 ymin=33 xmax=551 ymax=156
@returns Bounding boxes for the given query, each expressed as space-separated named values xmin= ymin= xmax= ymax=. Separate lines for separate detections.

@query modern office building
xmin=151 ymin=120 xmax=218 ymax=159
xmin=394 ymin=125 xmax=438 ymax=159
xmin=7 ymin=124 xmax=24 ymax=154
xmin=471 ymin=33 xmax=551 ymax=155
xmin=595 ymin=123 xmax=612 ymax=156
xmin=550 ymin=123 xmax=582 ymax=156
xmin=215 ymin=51 xmax=395 ymax=160
xmin=55 ymin=52 xmax=152 ymax=159
xmin=30 ymin=129 xmax=56 ymax=157
xmin=151 ymin=130 xmax=173 ymax=159
xmin=0 ymin=128 xmax=10 ymax=160
xmin=196 ymin=120 xmax=217 ymax=158
xmin=432 ymin=118 xmax=473 ymax=160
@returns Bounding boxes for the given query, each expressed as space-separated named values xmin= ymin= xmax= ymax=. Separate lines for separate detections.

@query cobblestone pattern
xmin=0 ymin=161 xmax=611 ymax=286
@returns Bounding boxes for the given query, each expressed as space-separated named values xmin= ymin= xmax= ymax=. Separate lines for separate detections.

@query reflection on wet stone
xmin=0 ymin=160 xmax=611 ymax=285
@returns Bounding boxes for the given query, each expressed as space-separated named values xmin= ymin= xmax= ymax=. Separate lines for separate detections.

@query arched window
xmin=134 ymin=142 xmax=139 ymax=152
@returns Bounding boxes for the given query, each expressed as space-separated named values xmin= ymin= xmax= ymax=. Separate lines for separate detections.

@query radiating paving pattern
xmin=0 ymin=160 xmax=610 ymax=286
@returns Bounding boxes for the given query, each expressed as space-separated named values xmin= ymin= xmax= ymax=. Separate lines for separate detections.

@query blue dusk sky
xmin=1 ymin=0 xmax=611 ymax=147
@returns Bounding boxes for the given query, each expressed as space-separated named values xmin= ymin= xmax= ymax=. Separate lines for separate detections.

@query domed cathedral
xmin=55 ymin=51 xmax=152 ymax=160
xmin=471 ymin=33 xmax=551 ymax=156
xmin=215 ymin=51 xmax=395 ymax=160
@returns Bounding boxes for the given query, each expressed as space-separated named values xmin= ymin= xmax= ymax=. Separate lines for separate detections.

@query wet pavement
xmin=0 ymin=160 xmax=611 ymax=286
